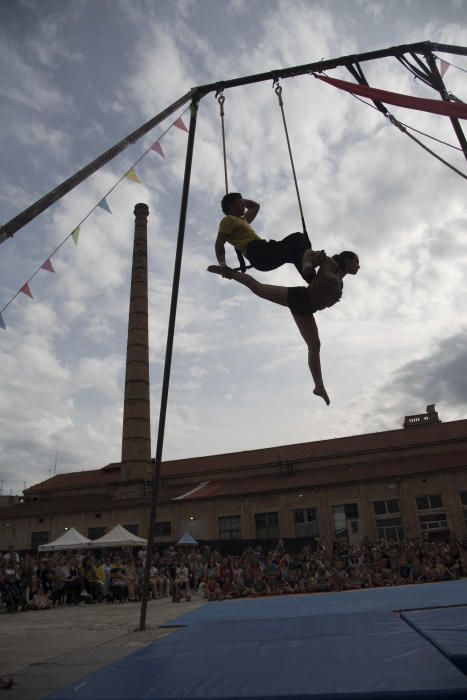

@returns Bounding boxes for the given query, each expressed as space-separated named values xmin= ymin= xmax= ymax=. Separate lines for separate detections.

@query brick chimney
xmin=120 ymin=203 xmax=152 ymax=484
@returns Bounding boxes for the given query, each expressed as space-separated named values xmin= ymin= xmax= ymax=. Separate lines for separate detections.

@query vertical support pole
xmin=139 ymin=100 xmax=199 ymax=632
xmin=425 ymin=52 xmax=467 ymax=161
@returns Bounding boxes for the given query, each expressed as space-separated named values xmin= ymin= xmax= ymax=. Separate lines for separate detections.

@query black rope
xmin=215 ymin=90 xmax=251 ymax=272
xmin=387 ymin=114 xmax=467 ymax=181
xmin=216 ymin=91 xmax=229 ymax=195
xmin=348 ymin=91 xmax=462 ymax=151
xmin=340 ymin=82 xmax=467 ymax=180
xmin=273 ymin=80 xmax=310 ymax=246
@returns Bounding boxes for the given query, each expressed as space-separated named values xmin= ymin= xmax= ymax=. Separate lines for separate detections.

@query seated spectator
xmin=103 ymin=558 xmax=112 ymax=600
xmin=221 ymin=576 xmax=236 ymax=599
xmin=173 ymin=565 xmax=190 ymax=603
xmin=205 ymin=577 xmax=223 ymax=601
xmin=435 ymin=557 xmax=452 ymax=582
xmin=123 ymin=559 xmax=139 ymax=601
xmin=250 ymin=574 xmax=270 ymax=597
xmin=136 ymin=558 xmax=146 ymax=592
xmin=81 ymin=556 xmax=104 ymax=602
xmin=149 ymin=562 xmax=164 ymax=599
xmin=110 ymin=558 xmax=128 ymax=602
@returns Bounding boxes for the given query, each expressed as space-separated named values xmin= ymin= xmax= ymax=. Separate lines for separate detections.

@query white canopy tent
xmin=38 ymin=527 xmax=92 ymax=552
xmin=177 ymin=531 xmax=198 ymax=546
xmin=87 ymin=524 xmax=147 ymax=548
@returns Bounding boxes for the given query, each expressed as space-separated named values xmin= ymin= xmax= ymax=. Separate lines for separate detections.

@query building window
xmin=123 ymin=524 xmax=139 ymax=536
xmin=332 ymin=503 xmax=359 ymax=542
xmin=88 ymin=527 xmax=106 ymax=540
xmin=373 ymin=499 xmax=400 ymax=516
xmin=218 ymin=516 xmax=241 ymax=540
xmin=416 ymin=494 xmax=448 ymax=533
xmin=460 ymin=492 xmax=467 ymax=527
xmin=95 ymin=513 xmax=102 ymax=519
xmin=376 ymin=516 xmax=404 ymax=542
xmin=255 ymin=512 xmax=279 ymax=539
xmin=30 ymin=531 xmax=49 ymax=549
xmin=416 ymin=494 xmax=443 ymax=511
xmin=279 ymin=460 xmax=294 ymax=476
xmin=373 ymin=499 xmax=404 ymax=542
xmin=293 ymin=508 xmax=318 ymax=538
xmin=155 ymin=522 xmax=171 ymax=538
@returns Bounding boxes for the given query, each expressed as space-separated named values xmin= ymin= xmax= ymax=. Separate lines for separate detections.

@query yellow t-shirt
xmin=218 ymin=215 xmax=261 ymax=254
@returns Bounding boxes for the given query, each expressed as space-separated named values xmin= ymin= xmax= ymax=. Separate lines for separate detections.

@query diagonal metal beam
xmin=2 ymin=40 xmax=466 ymax=245
xmin=0 ymin=90 xmax=193 ymax=244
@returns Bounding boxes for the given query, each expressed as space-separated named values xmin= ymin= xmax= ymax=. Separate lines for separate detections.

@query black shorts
xmin=287 ymin=286 xmax=318 ymax=316
xmin=245 ymin=232 xmax=311 ymax=280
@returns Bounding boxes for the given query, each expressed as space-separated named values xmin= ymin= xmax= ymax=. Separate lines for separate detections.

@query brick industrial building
xmin=1 ymin=405 xmax=467 ymax=552
xmin=1 ymin=208 xmax=466 ymax=552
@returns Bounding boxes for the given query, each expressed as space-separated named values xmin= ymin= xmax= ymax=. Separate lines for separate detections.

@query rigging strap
xmin=215 ymin=90 xmax=250 ymax=272
xmin=387 ymin=114 xmax=467 ymax=181
xmin=274 ymin=80 xmax=310 ymax=246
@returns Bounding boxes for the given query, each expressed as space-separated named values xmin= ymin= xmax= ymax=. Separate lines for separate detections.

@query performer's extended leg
xmin=291 ymin=313 xmax=330 ymax=406
xmin=208 ymin=265 xmax=288 ymax=307
xmin=208 ymin=265 xmax=330 ymax=404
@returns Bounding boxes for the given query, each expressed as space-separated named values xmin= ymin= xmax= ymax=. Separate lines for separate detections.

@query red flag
xmin=41 ymin=258 xmax=55 ymax=273
xmin=151 ymin=141 xmax=165 ymax=158
xmin=174 ymin=116 xmax=188 ymax=132
xmin=315 ymin=74 xmax=467 ymax=120
xmin=20 ymin=283 xmax=33 ymax=298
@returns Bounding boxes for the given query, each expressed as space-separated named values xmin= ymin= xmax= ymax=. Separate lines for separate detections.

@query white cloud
xmin=0 ymin=42 xmax=72 ymax=114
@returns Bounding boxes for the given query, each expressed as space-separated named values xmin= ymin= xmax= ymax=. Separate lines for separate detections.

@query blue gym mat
xmin=402 ymin=606 xmax=467 ymax=674
xmin=48 ymin=582 xmax=467 ymax=700
xmin=164 ymin=580 xmax=467 ymax=625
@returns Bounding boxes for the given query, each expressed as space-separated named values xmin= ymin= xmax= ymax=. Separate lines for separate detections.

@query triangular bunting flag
xmin=126 ymin=168 xmax=142 ymax=183
xmin=174 ymin=116 xmax=188 ymax=133
xmin=439 ymin=59 xmax=449 ymax=78
xmin=150 ymin=141 xmax=165 ymax=158
xmin=41 ymin=258 xmax=55 ymax=273
xmin=20 ymin=283 xmax=33 ymax=299
xmin=98 ymin=198 xmax=112 ymax=214
xmin=71 ymin=226 xmax=80 ymax=245
xmin=0 ymin=312 xmax=5 ymax=330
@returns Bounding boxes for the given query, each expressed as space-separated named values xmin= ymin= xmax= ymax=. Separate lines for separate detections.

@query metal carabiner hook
xmin=274 ymin=81 xmax=283 ymax=107
xmin=216 ymin=91 xmax=225 ymax=116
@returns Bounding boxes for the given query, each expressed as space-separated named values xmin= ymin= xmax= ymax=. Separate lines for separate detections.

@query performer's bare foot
xmin=313 ymin=384 xmax=330 ymax=406
xmin=207 ymin=265 xmax=233 ymax=279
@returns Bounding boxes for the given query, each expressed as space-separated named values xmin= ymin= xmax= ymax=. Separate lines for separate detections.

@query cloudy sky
xmin=0 ymin=0 xmax=466 ymax=494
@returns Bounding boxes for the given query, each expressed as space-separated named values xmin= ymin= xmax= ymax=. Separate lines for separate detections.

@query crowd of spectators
xmin=1 ymin=535 xmax=466 ymax=612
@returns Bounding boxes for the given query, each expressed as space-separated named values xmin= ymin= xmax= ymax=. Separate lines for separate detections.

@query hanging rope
xmin=349 ymin=91 xmax=463 ymax=151
xmin=317 ymin=73 xmax=467 ymax=181
xmin=387 ymin=114 xmax=467 ymax=181
xmin=215 ymin=89 xmax=250 ymax=272
xmin=274 ymin=80 xmax=310 ymax=246
xmin=216 ymin=91 xmax=229 ymax=195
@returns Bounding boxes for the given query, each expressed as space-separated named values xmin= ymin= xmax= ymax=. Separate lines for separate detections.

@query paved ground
xmin=0 ymin=596 xmax=205 ymax=700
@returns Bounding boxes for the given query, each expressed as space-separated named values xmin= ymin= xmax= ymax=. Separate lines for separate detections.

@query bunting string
xmin=0 ymin=108 xmax=190 ymax=328
xmin=434 ymin=54 xmax=467 ymax=76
